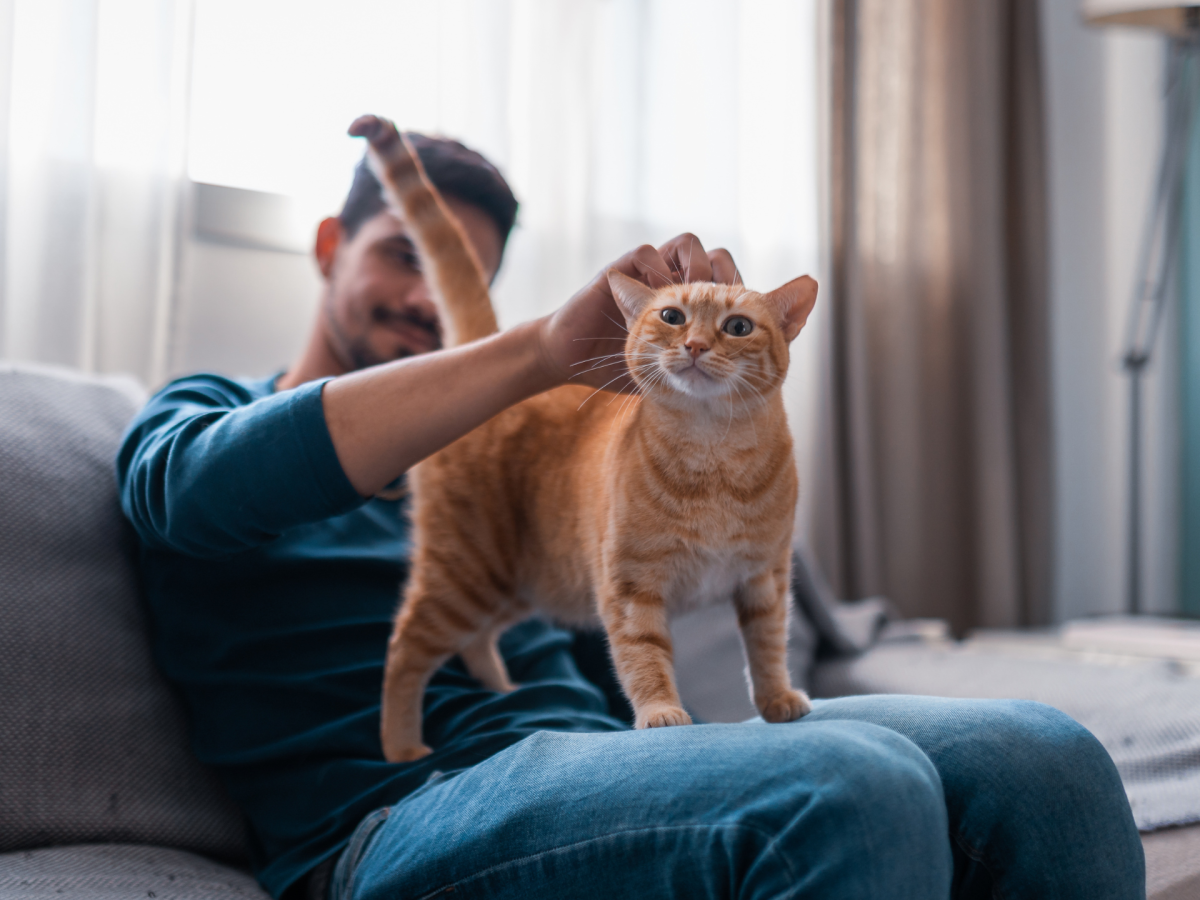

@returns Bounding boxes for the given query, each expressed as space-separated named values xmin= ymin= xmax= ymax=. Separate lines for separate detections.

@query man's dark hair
xmin=339 ymin=133 xmax=519 ymax=255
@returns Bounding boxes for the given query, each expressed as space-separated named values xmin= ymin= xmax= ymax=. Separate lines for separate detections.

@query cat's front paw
xmin=636 ymin=705 xmax=693 ymax=729
xmin=759 ymin=689 xmax=812 ymax=723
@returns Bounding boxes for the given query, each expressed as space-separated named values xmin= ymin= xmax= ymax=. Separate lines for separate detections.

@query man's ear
xmin=608 ymin=270 xmax=658 ymax=326
xmin=315 ymin=217 xmax=343 ymax=279
xmin=763 ymin=275 xmax=818 ymax=342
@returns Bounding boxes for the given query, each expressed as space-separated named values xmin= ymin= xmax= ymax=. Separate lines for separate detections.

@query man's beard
xmin=328 ymin=306 xmax=441 ymax=372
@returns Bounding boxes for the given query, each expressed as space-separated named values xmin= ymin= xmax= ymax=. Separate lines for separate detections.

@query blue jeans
xmin=329 ymin=696 xmax=1144 ymax=899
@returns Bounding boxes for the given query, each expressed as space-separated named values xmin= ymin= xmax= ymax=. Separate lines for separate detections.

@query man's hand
xmin=537 ymin=234 xmax=743 ymax=392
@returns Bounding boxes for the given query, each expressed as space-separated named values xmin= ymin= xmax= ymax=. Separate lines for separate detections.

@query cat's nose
xmin=685 ymin=338 xmax=709 ymax=360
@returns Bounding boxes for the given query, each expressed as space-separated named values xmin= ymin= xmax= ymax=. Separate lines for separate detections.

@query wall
xmin=1041 ymin=0 xmax=1177 ymax=618
xmin=169 ymin=183 xmax=320 ymax=382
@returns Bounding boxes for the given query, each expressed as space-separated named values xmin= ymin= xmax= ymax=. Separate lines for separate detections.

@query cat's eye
xmin=723 ymin=316 xmax=754 ymax=337
xmin=661 ymin=308 xmax=685 ymax=326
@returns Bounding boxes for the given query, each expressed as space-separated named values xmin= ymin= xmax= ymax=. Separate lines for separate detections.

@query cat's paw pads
xmin=636 ymin=705 xmax=693 ymax=729
xmin=760 ymin=689 xmax=812 ymax=723
xmin=383 ymin=741 xmax=433 ymax=764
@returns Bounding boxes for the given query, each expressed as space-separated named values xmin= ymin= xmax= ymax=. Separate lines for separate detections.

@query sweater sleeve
xmin=116 ymin=374 xmax=366 ymax=557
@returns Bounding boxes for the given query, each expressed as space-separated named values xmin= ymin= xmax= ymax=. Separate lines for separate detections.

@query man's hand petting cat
xmin=536 ymin=234 xmax=743 ymax=393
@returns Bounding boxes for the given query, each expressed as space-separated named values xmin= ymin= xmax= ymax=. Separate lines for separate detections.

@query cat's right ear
xmin=763 ymin=275 xmax=818 ymax=342
xmin=608 ymin=270 xmax=658 ymax=326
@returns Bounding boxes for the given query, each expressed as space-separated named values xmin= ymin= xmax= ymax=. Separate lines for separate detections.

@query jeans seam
xmin=335 ymin=807 xmax=391 ymax=900
xmin=952 ymin=829 xmax=1007 ymax=900
xmin=411 ymin=822 xmax=791 ymax=900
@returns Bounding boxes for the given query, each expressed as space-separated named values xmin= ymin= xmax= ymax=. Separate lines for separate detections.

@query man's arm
xmin=324 ymin=236 xmax=741 ymax=496
xmin=118 ymin=236 xmax=739 ymax=555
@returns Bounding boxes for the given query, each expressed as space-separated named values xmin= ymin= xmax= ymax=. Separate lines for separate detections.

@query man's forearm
xmin=322 ymin=318 xmax=559 ymax=496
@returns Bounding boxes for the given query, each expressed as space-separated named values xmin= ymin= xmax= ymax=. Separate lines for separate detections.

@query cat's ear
xmin=608 ymin=270 xmax=658 ymax=325
xmin=763 ymin=275 xmax=818 ymax=342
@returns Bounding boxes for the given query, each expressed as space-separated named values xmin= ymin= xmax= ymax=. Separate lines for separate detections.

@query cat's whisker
xmin=729 ymin=379 xmax=760 ymax=444
xmin=570 ymin=356 xmax=651 ymax=377
xmin=571 ymin=352 xmax=629 ymax=367
xmin=666 ymin=250 xmax=685 ymax=285
xmin=577 ymin=369 xmax=642 ymax=410
xmin=601 ymin=312 xmax=631 ymax=335
xmin=735 ymin=369 xmax=775 ymax=393
xmin=721 ymin=390 xmax=737 ymax=443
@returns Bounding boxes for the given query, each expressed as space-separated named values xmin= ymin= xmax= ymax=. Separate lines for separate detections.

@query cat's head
xmin=607 ymin=272 xmax=818 ymax=403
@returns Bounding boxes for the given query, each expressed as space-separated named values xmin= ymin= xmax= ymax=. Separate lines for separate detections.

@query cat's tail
xmin=349 ymin=114 xmax=498 ymax=348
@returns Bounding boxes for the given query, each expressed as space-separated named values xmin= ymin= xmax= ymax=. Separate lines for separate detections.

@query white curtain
xmin=0 ymin=0 xmax=191 ymax=384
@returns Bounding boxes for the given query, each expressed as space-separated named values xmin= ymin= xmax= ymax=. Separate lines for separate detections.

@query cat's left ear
xmin=608 ymin=270 xmax=658 ymax=326
xmin=763 ymin=276 xmax=818 ymax=342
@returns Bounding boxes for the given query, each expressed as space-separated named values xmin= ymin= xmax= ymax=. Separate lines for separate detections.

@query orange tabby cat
xmin=349 ymin=115 xmax=818 ymax=763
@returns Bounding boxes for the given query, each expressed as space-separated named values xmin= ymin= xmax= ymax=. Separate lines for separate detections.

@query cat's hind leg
xmin=459 ymin=625 xmax=517 ymax=694
xmin=734 ymin=559 xmax=811 ymax=723
xmin=381 ymin=560 xmax=504 ymax=763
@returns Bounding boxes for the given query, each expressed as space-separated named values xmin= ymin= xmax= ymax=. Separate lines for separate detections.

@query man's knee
xmin=762 ymin=721 xmax=953 ymax=897
xmin=972 ymin=700 xmax=1123 ymax=791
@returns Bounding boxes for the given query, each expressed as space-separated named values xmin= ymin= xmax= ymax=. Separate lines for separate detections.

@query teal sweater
xmin=116 ymin=373 xmax=626 ymax=898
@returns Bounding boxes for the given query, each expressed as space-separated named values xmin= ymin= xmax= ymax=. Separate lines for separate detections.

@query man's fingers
xmin=658 ymin=233 xmax=713 ymax=283
xmin=708 ymin=248 xmax=743 ymax=286
xmin=610 ymin=243 xmax=676 ymax=291
xmin=606 ymin=236 xmax=736 ymax=293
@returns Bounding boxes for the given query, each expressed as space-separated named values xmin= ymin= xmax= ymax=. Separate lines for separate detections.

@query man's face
xmin=320 ymin=199 xmax=504 ymax=371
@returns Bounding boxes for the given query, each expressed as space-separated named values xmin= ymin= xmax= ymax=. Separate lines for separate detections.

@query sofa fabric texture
xmin=0 ymin=844 xmax=268 ymax=899
xmin=0 ymin=365 xmax=247 ymax=861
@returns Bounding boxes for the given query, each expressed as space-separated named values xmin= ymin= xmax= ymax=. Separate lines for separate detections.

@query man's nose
xmin=685 ymin=337 xmax=709 ymax=360
xmin=406 ymin=286 xmax=437 ymax=318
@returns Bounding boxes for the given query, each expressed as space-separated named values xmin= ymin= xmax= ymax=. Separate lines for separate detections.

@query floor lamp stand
xmin=1123 ymin=39 xmax=1199 ymax=615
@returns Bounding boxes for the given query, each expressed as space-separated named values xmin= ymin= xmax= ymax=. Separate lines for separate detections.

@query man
xmin=118 ymin=134 xmax=1144 ymax=900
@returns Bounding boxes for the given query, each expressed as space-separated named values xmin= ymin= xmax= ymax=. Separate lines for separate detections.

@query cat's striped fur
xmin=349 ymin=115 xmax=816 ymax=763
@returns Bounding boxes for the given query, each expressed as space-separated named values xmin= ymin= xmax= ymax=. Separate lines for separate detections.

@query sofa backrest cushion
xmin=0 ymin=364 xmax=248 ymax=861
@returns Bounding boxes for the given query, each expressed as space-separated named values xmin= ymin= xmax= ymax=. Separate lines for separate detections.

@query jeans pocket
xmin=329 ymin=806 xmax=391 ymax=900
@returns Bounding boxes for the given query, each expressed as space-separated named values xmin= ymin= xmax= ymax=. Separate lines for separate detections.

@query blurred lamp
xmin=1083 ymin=2 xmax=1199 ymax=614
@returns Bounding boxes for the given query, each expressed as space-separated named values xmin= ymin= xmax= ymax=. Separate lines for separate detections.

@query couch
xmin=1 ymin=362 xmax=1196 ymax=899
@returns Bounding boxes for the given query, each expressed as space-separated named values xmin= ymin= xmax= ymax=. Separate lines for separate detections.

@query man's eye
xmin=723 ymin=316 xmax=754 ymax=337
xmin=661 ymin=308 xmax=685 ymax=326
xmin=386 ymin=247 xmax=422 ymax=270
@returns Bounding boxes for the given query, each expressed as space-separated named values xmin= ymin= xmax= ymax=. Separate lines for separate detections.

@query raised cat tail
xmin=348 ymin=114 xmax=498 ymax=348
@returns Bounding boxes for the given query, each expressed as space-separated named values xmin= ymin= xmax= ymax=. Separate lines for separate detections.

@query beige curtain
xmin=812 ymin=0 xmax=1051 ymax=634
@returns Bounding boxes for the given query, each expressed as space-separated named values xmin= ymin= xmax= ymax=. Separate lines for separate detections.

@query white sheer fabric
xmin=0 ymin=0 xmax=191 ymax=384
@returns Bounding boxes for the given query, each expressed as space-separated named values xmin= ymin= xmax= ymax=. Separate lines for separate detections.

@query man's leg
xmin=804 ymin=696 xmax=1145 ymax=899
xmin=337 ymin=721 xmax=952 ymax=900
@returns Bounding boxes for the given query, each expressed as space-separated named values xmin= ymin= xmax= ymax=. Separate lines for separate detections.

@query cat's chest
xmin=664 ymin=549 xmax=756 ymax=614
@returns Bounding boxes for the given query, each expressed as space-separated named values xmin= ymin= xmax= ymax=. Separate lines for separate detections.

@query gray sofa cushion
xmin=0 ymin=844 xmax=268 ymax=899
xmin=0 ymin=364 xmax=247 ymax=861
